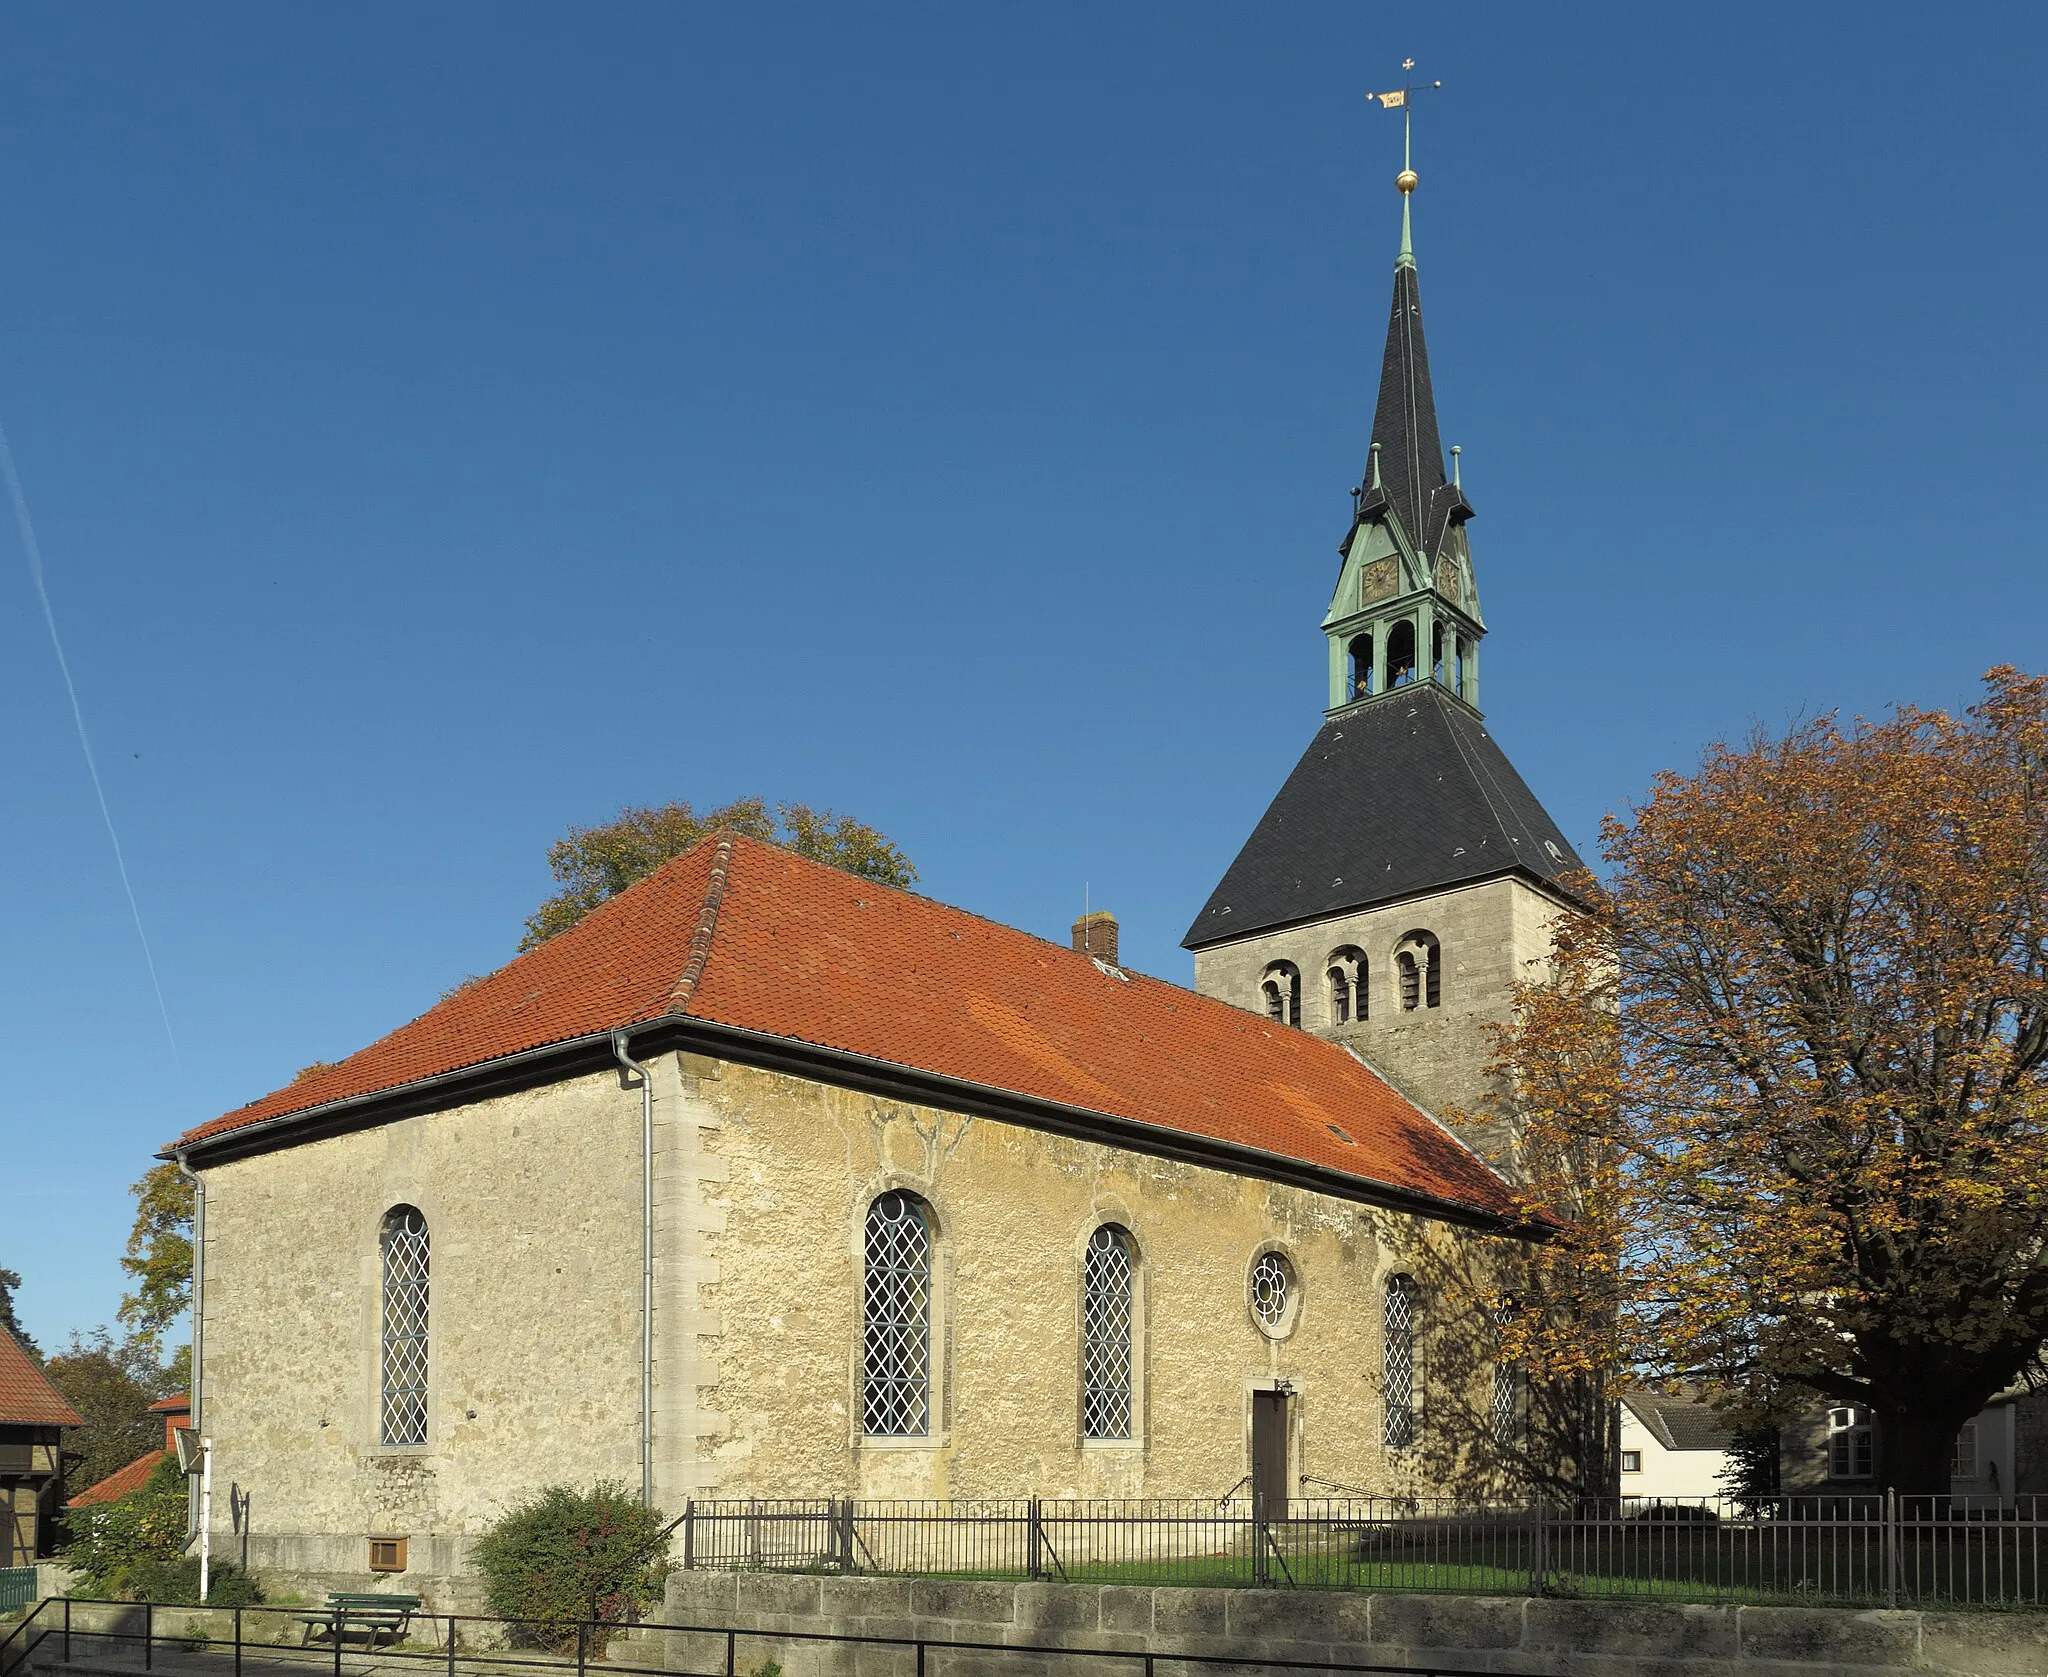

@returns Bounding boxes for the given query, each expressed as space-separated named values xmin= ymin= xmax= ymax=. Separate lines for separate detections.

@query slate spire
xmin=1364 ymin=202 xmax=1463 ymax=564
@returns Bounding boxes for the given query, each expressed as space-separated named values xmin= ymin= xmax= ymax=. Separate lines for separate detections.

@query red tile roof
xmin=178 ymin=835 xmax=1514 ymax=1218
xmin=0 ymin=1330 xmax=84 ymax=1428
xmin=67 ymin=1449 xmax=166 ymax=1508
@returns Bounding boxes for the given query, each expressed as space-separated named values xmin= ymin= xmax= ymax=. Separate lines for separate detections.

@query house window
xmin=1260 ymin=962 xmax=1301 ymax=1028
xmin=1620 ymin=1450 xmax=1643 ymax=1474
xmin=1326 ymin=947 xmax=1367 ymax=1025
xmin=1081 ymin=1225 xmax=1135 ymax=1440
xmin=1952 ymin=1423 xmax=1979 ymax=1480
xmin=379 ymin=1206 xmax=431 ymax=1446
xmin=1249 ymin=1251 xmax=1296 ymax=1336
xmin=1383 ymin=1274 xmax=1420 ymax=1448
xmin=1828 ymin=1406 xmax=1874 ymax=1479
xmin=863 ymin=1192 xmax=933 ymax=1437
xmin=368 ymin=1537 xmax=408 ymax=1573
xmin=1394 ymin=931 xmax=1442 ymax=1010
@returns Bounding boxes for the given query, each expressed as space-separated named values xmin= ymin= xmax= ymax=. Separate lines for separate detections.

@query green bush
xmin=62 ymin=1454 xmax=263 ymax=1604
xmin=471 ymin=1482 xmax=673 ymax=1655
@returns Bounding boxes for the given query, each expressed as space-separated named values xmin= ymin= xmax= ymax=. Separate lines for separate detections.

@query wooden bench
xmin=298 ymin=1591 xmax=423 ymax=1647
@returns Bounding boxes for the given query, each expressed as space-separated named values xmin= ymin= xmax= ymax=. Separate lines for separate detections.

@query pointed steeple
xmin=1366 ymin=194 xmax=1467 ymax=567
xmin=1320 ymin=169 xmax=1483 ymax=718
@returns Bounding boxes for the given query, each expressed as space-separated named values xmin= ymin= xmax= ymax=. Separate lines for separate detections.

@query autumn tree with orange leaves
xmin=1481 ymin=668 xmax=2048 ymax=1497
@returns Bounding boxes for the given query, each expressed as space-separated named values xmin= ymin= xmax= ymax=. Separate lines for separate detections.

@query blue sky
xmin=5 ymin=3 xmax=2045 ymax=1352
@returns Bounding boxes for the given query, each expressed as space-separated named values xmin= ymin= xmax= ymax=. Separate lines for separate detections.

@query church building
xmin=171 ymin=166 xmax=1585 ymax=1598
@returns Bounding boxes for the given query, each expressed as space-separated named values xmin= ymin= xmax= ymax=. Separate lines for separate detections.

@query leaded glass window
xmin=1491 ymin=1304 xmax=1522 ymax=1448
xmin=1082 ymin=1225 xmax=1134 ymax=1440
xmin=380 ymin=1206 xmax=430 ymax=1446
xmin=863 ymin=1192 xmax=932 ymax=1437
xmin=1250 ymin=1251 xmax=1294 ymax=1334
xmin=1383 ymin=1274 xmax=1419 ymax=1448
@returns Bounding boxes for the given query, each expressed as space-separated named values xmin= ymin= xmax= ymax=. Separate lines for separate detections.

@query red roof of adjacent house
xmin=0 ymin=1329 xmax=83 ymax=1428
xmin=66 ymin=1449 xmax=166 ymax=1508
xmin=177 ymin=835 xmax=1514 ymax=1217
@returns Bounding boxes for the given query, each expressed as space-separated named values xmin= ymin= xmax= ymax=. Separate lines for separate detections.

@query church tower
xmin=1184 ymin=157 xmax=1582 ymax=1155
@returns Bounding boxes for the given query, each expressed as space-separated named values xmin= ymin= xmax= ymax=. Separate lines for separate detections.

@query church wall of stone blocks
xmin=200 ymin=1048 xmax=1533 ymax=1601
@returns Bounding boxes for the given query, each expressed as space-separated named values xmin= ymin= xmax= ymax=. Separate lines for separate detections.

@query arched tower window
xmin=1394 ymin=931 xmax=1441 ymax=1010
xmin=863 ymin=1191 xmax=933 ymax=1437
xmin=1386 ymin=619 xmax=1416 ymax=688
xmin=1454 ymin=633 xmax=1471 ymax=698
xmin=1347 ymin=633 xmax=1375 ymax=699
xmin=1326 ymin=946 xmax=1367 ymax=1025
xmin=1383 ymin=1273 xmax=1420 ymax=1448
xmin=1260 ymin=962 xmax=1301 ymax=1028
xmin=1431 ymin=621 xmax=1446 ymax=684
xmin=1081 ymin=1225 xmax=1135 ymax=1440
xmin=379 ymin=1206 xmax=431 ymax=1446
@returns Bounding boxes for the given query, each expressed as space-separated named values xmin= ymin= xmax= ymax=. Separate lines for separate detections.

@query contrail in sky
xmin=0 ymin=411 xmax=180 ymax=1065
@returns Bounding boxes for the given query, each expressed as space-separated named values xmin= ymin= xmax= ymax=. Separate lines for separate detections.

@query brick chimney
xmin=1071 ymin=910 xmax=1119 ymax=966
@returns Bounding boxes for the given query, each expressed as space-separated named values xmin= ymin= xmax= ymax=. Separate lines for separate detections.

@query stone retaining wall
xmin=666 ymin=1571 xmax=2048 ymax=1677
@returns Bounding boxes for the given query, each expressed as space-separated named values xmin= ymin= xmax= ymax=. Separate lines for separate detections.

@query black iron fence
xmin=678 ymin=1493 xmax=2048 ymax=1606
xmin=0 ymin=1597 xmax=1474 ymax=1677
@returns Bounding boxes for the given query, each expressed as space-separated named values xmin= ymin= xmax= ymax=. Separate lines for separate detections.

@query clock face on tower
xmin=1433 ymin=554 xmax=1461 ymax=602
xmin=1360 ymin=557 xmax=1399 ymax=604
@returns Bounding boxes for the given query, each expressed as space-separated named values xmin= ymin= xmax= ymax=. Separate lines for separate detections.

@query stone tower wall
xmin=1187 ymin=874 xmax=1574 ymax=1165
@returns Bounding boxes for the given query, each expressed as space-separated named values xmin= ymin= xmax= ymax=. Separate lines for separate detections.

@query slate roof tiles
xmin=1184 ymin=685 xmax=1584 ymax=949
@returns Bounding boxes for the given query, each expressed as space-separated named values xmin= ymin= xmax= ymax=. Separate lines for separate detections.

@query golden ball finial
xmin=1396 ymin=168 xmax=1419 ymax=195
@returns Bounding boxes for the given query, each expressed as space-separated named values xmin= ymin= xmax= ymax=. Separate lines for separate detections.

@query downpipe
xmin=172 ymin=1151 xmax=208 ymax=1579
xmin=612 ymin=1031 xmax=655 ymax=1508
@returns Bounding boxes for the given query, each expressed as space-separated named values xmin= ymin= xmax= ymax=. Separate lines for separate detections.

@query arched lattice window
xmin=1394 ymin=931 xmax=1441 ymax=1011
xmin=1081 ymin=1225 xmax=1135 ymax=1440
xmin=380 ymin=1206 xmax=431 ymax=1446
xmin=1491 ymin=1303 xmax=1523 ymax=1448
xmin=1326 ymin=947 xmax=1366 ymax=1025
xmin=1260 ymin=962 xmax=1301 ymax=1028
xmin=863 ymin=1192 xmax=933 ymax=1437
xmin=1383 ymin=1273 xmax=1420 ymax=1448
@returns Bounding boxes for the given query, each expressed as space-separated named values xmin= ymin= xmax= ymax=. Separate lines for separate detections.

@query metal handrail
xmin=10 ymin=1598 xmax=1483 ymax=1677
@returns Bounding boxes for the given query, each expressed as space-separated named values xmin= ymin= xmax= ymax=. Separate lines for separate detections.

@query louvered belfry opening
xmin=862 ymin=1192 xmax=933 ymax=1437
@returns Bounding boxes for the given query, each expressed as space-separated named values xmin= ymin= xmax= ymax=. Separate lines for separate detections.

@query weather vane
xmin=1365 ymin=59 xmax=1442 ymax=196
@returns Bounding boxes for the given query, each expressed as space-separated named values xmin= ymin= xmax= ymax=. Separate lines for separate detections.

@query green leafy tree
xmin=45 ymin=1329 xmax=179 ymax=1501
xmin=0 ymin=1267 xmax=39 ymax=1361
xmin=1480 ymin=668 xmax=2048 ymax=1495
xmin=63 ymin=1453 xmax=260 ymax=1604
xmin=1719 ymin=1423 xmax=1783 ymax=1515
xmin=521 ymin=798 xmax=916 ymax=950
xmin=471 ymin=1483 xmax=675 ymax=1653
xmin=118 ymin=1164 xmax=194 ymax=1376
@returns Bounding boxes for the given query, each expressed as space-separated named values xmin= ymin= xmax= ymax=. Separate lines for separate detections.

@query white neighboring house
xmin=1618 ymin=1390 xmax=1733 ymax=1502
